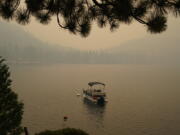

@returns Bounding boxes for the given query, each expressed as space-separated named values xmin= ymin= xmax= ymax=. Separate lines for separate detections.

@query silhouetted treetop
xmin=0 ymin=56 xmax=24 ymax=135
xmin=35 ymin=128 xmax=89 ymax=135
xmin=0 ymin=0 xmax=180 ymax=37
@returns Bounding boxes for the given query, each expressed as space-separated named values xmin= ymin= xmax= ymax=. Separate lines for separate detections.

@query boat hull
xmin=83 ymin=94 xmax=107 ymax=105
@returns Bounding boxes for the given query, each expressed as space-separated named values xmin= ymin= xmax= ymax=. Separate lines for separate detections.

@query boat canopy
xmin=88 ymin=82 xmax=105 ymax=87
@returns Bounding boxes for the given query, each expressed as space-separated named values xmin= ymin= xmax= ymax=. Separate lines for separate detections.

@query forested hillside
xmin=0 ymin=21 xmax=179 ymax=65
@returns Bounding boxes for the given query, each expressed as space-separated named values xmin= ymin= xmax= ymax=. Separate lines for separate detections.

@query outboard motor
xmin=97 ymin=96 xmax=105 ymax=105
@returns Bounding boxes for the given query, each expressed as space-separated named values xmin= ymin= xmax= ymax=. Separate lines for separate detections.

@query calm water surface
xmin=10 ymin=64 xmax=180 ymax=135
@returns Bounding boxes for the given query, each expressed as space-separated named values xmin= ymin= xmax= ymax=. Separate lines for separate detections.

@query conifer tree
xmin=36 ymin=128 xmax=89 ymax=135
xmin=0 ymin=0 xmax=180 ymax=37
xmin=0 ymin=57 xmax=24 ymax=135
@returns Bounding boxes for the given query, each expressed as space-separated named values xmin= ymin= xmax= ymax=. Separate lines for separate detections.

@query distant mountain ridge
xmin=0 ymin=21 xmax=179 ymax=65
xmin=107 ymin=34 xmax=180 ymax=64
xmin=0 ymin=21 xmax=84 ymax=63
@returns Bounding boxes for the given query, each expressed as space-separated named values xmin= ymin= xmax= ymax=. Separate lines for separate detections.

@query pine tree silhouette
xmin=0 ymin=57 xmax=24 ymax=135
xmin=0 ymin=0 xmax=180 ymax=37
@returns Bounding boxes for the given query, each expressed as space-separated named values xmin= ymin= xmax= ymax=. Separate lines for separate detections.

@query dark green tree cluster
xmin=0 ymin=57 xmax=24 ymax=135
xmin=35 ymin=128 xmax=89 ymax=135
xmin=0 ymin=0 xmax=180 ymax=37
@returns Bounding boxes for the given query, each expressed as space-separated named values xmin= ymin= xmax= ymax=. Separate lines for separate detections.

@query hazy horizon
xmin=1 ymin=19 xmax=180 ymax=65
xmin=5 ymin=15 xmax=179 ymax=51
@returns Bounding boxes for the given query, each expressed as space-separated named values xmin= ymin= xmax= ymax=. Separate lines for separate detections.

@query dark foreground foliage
xmin=1 ymin=0 xmax=180 ymax=37
xmin=0 ymin=56 xmax=24 ymax=135
xmin=35 ymin=128 xmax=89 ymax=135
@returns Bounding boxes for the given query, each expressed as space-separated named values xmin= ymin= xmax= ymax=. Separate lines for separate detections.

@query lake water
xmin=10 ymin=64 xmax=180 ymax=135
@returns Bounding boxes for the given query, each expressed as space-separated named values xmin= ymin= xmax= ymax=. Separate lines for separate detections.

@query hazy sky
xmin=14 ymin=16 xmax=179 ymax=50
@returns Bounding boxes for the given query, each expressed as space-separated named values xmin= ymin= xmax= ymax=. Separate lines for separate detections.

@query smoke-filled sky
xmin=13 ymin=16 xmax=180 ymax=50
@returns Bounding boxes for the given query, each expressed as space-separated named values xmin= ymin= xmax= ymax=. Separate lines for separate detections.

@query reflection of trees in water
xmin=82 ymin=98 xmax=106 ymax=127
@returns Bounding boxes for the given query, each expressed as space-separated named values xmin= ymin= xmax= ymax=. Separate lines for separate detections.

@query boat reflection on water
xmin=82 ymin=98 xmax=106 ymax=126
xmin=83 ymin=97 xmax=106 ymax=108
xmin=81 ymin=97 xmax=108 ymax=135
